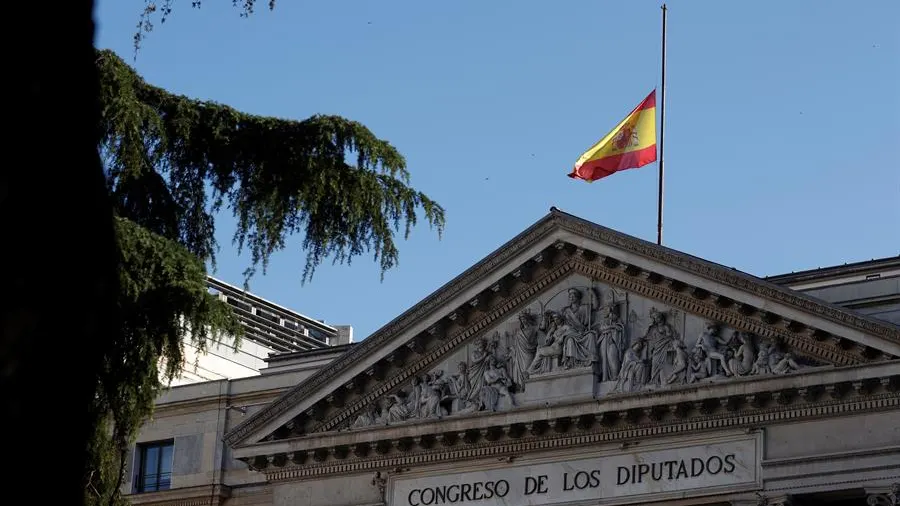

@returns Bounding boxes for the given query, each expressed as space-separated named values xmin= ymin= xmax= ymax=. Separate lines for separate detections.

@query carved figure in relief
xmin=351 ymin=403 xmax=380 ymax=429
xmin=466 ymin=337 xmax=493 ymax=404
xmin=345 ymin=288 xmax=819 ymax=430
xmin=771 ymin=351 xmax=801 ymax=375
xmin=528 ymin=311 xmax=566 ymax=375
xmin=506 ymin=310 xmax=541 ymax=391
xmin=665 ymin=339 xmax=689 ymax=385
xmin=560 ymin=288 xmax=599 ymax=370
xmin=642 ymin=308 xmax=679 ymax=387
xmin=693 ymin=322 xmax=733 ymax=377
xmin=410 ymin=375 xmax=427 ymax=417
xmin=687 ymin=347 xmax=709 ymax=383
xmin=448 ymin=362 xmax=475 ymax=413
xmin=480 ymin=355 xmax=517 ymax=411
xmin=384 ymin=392 xmax=412 ymax=423
xmin=421 ymin=371 xmax=448 ymax=418
xmin=727 ymin=332 xmax=756 ymax=377
xmin=596 ymin=303 xmax=627 ymax=382
xmin=751 ymin=343 xmax=773 ymax=376
xmin=615 ymin=340 xmax=648 ymax=393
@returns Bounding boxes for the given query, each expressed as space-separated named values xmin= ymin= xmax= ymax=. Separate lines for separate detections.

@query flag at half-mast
xmin=568 ymin=90 xmax=658 ymax=182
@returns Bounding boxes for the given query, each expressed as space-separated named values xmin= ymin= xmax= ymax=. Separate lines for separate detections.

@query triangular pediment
xmin=225 ymin=209 xmax=900 ymax=456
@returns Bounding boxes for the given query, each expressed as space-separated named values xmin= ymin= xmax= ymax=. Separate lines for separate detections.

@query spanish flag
xmin=568 ymin=90 xmax=658 ymax=182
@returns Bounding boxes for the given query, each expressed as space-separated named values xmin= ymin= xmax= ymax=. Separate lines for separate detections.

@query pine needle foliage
xmin=135 ymin=1 xmax=278 ymax=53
xmin=87 ymin=47 xmax=443 ymax=505
xmin=87 ymin=217 xmax=242 ymax=506
xmin=97 ymin=49 xmax=445 ymax=282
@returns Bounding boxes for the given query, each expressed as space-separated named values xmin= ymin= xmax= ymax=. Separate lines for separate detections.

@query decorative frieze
xmin=867 ymin=483 xmax=900 ymax=505
xmin=224 ymin=211 xmax=900 ymax=448
xmin=343 ymin=278 xmax=816 ymax=433
xmin=251 ymin=368 xmax=900 ymax=481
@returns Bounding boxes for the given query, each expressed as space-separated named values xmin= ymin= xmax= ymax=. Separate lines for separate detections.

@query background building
xmin=166 ymin=277 xmax=353 ymax=386
xmin=124 ymin=212 xmax=899 ymax=506
xmin=765 ymin=256 xmax=900 ymax=327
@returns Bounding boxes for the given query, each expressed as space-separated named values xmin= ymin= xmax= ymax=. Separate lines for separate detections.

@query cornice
xmin=224 ymin=216 xmax=560 ymax=445
xmin=231 ymin=360 xmax=900 ymax=461
xmin=316 ymin=257 xmax=576 ymax=433
xmin=225 ymin=210 xmax=900 ymax=447
xmin=553 ymin=212 xmax=900 ymax=342
xmin=257 ymin=384 xmax=900 ymax=483
xmin=305 ymin=256 xmax=878 ymax=438
xmin=764 ymin=256 xmax=900 ymax=285
xmin=126 ymin=484 xmax=230 ymax=506
xmin=153 ymin=388 xmax=288 ymax=416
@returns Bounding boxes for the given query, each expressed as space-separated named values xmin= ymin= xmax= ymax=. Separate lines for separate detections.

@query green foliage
xmin=136 ymin=1 xmax=278 ymax=53
xmin=87 ymin=47 xmax=443 ymax=505
xmin=98 ymin=49 xmax=444 ymax=282
xmin=87 ymin=218 xmax=242 ymax=506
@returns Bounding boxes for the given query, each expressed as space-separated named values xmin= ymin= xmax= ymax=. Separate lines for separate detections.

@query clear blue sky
xmin=95 ymin=1 xmax=900 ymax=340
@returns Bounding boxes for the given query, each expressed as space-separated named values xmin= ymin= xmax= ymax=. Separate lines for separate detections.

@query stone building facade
xmin=167 ymin=277 xmax=352 ymax=386
xmin=125 ymin=209 xmax=900 ymax=506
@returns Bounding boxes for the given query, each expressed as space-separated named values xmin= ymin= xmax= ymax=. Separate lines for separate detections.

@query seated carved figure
xmin=693 ymin=321 xmax=732 ymax=377
xmin=528 ymin=312 xmax=566 ymax=375
xmin=751 ymin=344 xmax=772 ymax=376
xmin=688 ymin=347 xmax=709 ymax=383
xmin=559 ymin=288 xmax=598 ymax=370
xmin=727 ymin=332 xmax=756 ymax=377
xmin=665 ymin=339 xmax=689 ymax=385
xmin=481 ymin=355 xmax=516 ymax=411
xmin=771 ymin=351 xmax=801 ymax=375
xmin=615 ymin=340 xmax=647 ymax=393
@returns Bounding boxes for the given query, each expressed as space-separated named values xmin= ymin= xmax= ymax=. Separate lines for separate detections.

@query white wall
xmin=164 ymin=335 xmax=277 ymax=387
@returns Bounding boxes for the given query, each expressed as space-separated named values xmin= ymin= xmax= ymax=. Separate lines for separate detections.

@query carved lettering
xmin=615 ymin=454 xmax=738 ymax=486
xmin=392 ymin=438 xmax=759 ymax=506
xmin=524 ymin=475 xmax=549 ymax=495
xmin=406 ymin=480 xmax=509 ymax=505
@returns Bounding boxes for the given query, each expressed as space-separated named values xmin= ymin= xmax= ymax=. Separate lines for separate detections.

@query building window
xmin=136 ymin=440 xmax=173 ymax=493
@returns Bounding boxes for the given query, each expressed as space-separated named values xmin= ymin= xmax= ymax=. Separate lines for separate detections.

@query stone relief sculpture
xmin=506 ymin=310 xmax=539 ymax=389
xmin=693 ymin=321 xmax=732 ymax=377
xmin=614 ymin=340 xmax=647 ymax=393
xmin=347 ymin=279 xmax=812 ymax=429
xmin=558 ymin=288 xmax=599 ymax=369
xmin=643 ymin=308 xmax=681 ymax=387
xmin=527 ymin=311 xmax=565 ymax=375
xmin=596 ymin=303 xmax=627 ymax=382
xmin=728 ymin=331 xmax=756 ymax=377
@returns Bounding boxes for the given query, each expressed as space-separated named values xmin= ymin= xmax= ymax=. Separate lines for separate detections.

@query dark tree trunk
xmin=2 ymin=1 xmax=119 ymax=505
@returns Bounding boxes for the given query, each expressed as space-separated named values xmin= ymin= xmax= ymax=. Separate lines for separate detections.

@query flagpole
xmin=656 ymin=3 xmax=667 ymax=246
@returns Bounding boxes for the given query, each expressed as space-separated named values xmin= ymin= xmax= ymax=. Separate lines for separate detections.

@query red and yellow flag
xmin=569 ymin=90 xmax=658 ymax=182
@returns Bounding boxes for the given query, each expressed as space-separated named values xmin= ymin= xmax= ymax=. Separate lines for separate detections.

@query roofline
xmin=224 ymin=208 xmax=900 ymax=446
xmin=224 ymin=209 xmax=562 ymax=445
xmin=764 ymin=256 xmax=900 ymax=286
xmin=264 ymin=343 xmax=356 ymax=364
xmin=207 ymin=276 xmax=338 ymax=335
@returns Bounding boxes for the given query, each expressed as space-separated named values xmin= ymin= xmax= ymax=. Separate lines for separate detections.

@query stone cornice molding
xmin=126 ymin=484 xmax=231 ymax=506
xmin=232 ymin=361 xmax=900 ymax=471
xmin=238 ymin=360 xmax=899 ymax=457
xmin=304 ymin=257 xmax=886 ymax=437
xmin=224 ymin=213 xmax=559 ymax=446
xmin=553 ymin=212 xmax=900 ymax=342
xmin=867 ymin=482 xmax=900 ymax=505
xmin=152 ymin=388 xmax=288 ymax=418
xmin=256 ymin=390 xmax=899 ymax=483
xmin=225 ymin=209 xmax=900 ymax=447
